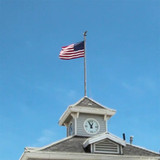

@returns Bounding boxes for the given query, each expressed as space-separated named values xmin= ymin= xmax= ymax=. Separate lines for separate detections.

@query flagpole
xmin=83 ymin=31 xmax=87 ymax=97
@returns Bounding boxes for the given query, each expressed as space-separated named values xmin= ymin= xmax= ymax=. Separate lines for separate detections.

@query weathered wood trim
xmin=20 ymin=151 xmax=160 ymax=160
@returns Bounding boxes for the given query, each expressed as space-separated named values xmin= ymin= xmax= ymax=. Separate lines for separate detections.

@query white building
xmin=20 ymin=97 xmax=160 ymax=160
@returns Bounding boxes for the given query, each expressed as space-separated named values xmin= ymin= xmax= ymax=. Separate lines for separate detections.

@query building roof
xmin=21 ymin=97 xmax=160 ymax=160
xmin=25 ymin=135 xmax=160 ymax=157
xmin=26 ymin=136 xmax=86 ymax=153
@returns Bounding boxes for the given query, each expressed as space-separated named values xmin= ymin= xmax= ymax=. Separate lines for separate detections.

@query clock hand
xmin=88 ymin=121 xmax=91 ymax=126
xmin=90 ymin=122 xmax=93 ymax=128
xmin=88 ymin=121 xmax=93 ymax=128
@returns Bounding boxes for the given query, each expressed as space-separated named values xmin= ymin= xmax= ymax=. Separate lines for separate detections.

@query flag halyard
xmin=59 ymin=41 xmax=85 ymax=60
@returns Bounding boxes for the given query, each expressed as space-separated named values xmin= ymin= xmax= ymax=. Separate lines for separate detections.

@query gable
xmin=93 ymin=138 xmax=123 ymax=154
xmin=75 ymin=97 xmax=106 ymax=109
xmin=83 ymin=132 xmax=126 ymax=148
xmin=83 ymin=132 xmax=125 ymax=154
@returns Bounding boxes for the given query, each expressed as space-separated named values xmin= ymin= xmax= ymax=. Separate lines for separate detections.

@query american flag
xmin=59 ymin=41 xmax=85 ymax=60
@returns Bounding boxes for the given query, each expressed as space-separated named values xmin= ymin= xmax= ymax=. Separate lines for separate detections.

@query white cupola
xmin=59 ymin=97 xmax=116 ymax=137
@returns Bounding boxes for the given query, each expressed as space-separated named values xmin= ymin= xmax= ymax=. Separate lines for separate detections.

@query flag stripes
xmin=59 ymin=41 xmax=85 ymax=60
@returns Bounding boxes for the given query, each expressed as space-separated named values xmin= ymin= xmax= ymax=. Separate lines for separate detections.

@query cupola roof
xmin=59 ymin=97 xmax=116 ymax=126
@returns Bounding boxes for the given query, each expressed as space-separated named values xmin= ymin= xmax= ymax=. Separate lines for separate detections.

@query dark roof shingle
xmin=41 ymin=136 xmax=160 ymax=157
xmin=43 ymin=136 xmax=86 ymax=153
xmin=124 ymin=144 xmax=160 ymax=157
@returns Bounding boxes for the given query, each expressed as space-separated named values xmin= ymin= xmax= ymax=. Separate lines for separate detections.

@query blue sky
xmin=0 ymin=0 xmax=160 ymax=159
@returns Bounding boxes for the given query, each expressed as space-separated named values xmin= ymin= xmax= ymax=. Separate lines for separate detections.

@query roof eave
xmin=19 ymin=151 xmax=160 ymax=160
xmin=58 ymin=106 xmax=72 ymax=126
xmin=59 ymin=106 xmax=116 ymax=126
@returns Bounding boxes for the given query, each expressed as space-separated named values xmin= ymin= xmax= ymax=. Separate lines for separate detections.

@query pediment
xmin=74 ymin=97 xmax=106 ymax=109
xmin=83 ymin=132 xmax=126 ymax=154
xmin=83 ymin=132 xmax=126 ymax=148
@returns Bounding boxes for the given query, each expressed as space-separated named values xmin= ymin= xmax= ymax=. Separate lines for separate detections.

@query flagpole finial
xmin=83 ymin=31 xmax=87 ymax=37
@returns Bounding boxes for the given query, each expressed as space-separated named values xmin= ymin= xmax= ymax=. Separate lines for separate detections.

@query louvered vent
xmin=94 ymin=139 xmax=119 ymax=154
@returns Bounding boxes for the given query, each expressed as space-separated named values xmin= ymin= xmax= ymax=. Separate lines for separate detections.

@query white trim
xmin=71 ymin=112 xmax=79 ymax=119
xmin=19 ymin=152 xmax=25 ymax=160
xmin=104 ymin=114 xmax=107 ymax=121
xmin=83 ymin=132 xmax=126 ymax=148
xmin=59 ymin=105 xmax=71 ymax=125
xmin=20 ymin=151 xmax=160 ymax=160
xmin=120 ymin=145 xmax=123 ymax=154
xmin=59 ymin=106 xmax=116 ymax=126
xmin=104 ymin=115 xmax=108 ymax=132
xmin=75 ymin=117 xmax=77 ymax=135
xmin=70 ymin=112 xmax=79 ymax=135
xmin=90 ymin=144 xmax=93 ymax=153
xmin=72 ymin=106 xmax=116 ymax=115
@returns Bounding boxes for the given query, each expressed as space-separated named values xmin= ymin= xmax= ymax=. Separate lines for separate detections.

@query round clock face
xmin=84 ymin=118 xmax=100 ymax=134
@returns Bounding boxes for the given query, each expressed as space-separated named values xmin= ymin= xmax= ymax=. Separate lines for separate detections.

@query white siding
xmin=76 ymin=113 xmax=107 ymax=136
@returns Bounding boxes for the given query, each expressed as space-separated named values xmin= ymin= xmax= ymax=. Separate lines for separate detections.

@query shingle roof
xmin=30 ymin=136 xmax=160 ymax=157
xmin=42 ymin=136 xmax=86 ymax=153
xmin=74 ymin=97 xmax=107 ymax=109
xmin=124 ymin=144 xmax=160 ymax=157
